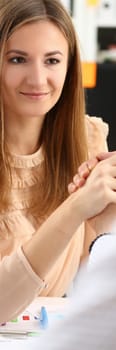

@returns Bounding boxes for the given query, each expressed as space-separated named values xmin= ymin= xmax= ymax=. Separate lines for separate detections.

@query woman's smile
xmin=2 ymin=20 xmax=68 ymax=121
xmin=20 ymin=91 xmax=50 ymax=100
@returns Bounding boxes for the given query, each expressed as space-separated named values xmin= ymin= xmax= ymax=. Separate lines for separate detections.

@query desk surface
xmin=0 ymin=297 xmax=69 ymax=350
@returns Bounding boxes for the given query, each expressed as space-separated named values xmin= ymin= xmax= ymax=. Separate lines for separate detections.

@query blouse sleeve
xmin=0 ymin=246 xmax=46 ymax=323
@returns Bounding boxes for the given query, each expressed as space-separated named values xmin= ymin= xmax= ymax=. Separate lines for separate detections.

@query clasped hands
xmin=68 ymin=151 xmax=116 ymax=235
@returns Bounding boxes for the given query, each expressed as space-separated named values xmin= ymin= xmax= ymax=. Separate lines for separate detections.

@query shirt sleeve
xmin=0 ymin=246 xmax=46 ymax=323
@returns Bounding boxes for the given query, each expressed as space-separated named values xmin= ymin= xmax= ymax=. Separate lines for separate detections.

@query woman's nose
xmin=26 ymin=62 xmax=47 ymax=87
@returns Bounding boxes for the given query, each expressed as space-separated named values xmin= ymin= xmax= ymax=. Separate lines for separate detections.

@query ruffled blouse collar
xmin=8 ymin=147 xmax=43 ymax=168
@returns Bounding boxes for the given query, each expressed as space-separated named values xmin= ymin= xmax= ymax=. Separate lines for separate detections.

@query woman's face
xmin=2 ymin=20 xmax=69 ymax=123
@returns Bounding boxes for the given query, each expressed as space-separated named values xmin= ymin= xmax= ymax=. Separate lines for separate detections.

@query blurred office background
xmin=61 ymin=1 xmax=116 ymax=150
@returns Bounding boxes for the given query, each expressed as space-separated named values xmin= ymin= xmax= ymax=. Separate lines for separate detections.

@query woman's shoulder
xmin=85 ymin=114 xmax=109 ymax=138
xmin=85 ymin=114 xmax=109 ymax=157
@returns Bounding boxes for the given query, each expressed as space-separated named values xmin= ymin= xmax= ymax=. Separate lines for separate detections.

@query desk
xmin=0 ymin=297 xmax=69 ymax=350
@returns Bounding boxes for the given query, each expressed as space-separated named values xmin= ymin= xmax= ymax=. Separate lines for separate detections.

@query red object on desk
xmin=22 ymin=315 xmax=30 ymax=320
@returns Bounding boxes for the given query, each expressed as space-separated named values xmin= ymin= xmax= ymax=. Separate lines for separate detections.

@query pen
xmin=0 ymin=330 xmax=28 ymax=335
xmin=0 ymin=330 xmax=29 ymax=339
xmin=40 ymin=306 xmax=49 ymax=329
xmin=0 ymin=330 xmax=40 ymax=339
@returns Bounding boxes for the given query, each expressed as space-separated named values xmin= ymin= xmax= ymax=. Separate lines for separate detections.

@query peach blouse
xmin=0 ymin=116 xmax=108 ymax=322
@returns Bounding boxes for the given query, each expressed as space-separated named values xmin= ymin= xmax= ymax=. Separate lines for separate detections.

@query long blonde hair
xmin=0 ymin=0 xmax=88 ymax=214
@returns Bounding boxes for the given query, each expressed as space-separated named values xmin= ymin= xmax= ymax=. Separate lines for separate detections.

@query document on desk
xmin=0 ymin=297 xmax=69 ymax=344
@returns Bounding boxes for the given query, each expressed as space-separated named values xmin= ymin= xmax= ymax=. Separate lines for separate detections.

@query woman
xmin=0 ymin=0 xmax=115 ymax=323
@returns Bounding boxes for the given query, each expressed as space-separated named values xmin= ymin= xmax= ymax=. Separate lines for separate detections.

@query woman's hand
xmin=68 ymin=151 xmax=116 ymax=233
xmin=68 ymin=151 xmax=116 ymax=194
xmin=68 ymin=158 xmax=98 ymax=194
xmin=89 ymin=203 xmax=116 ymax=235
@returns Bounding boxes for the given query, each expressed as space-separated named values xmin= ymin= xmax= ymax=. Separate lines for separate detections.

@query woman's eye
xmin=9 ymin=56 xmax=26 ymax=64
xmin=46 ymin=58 xmax=60 ymax=65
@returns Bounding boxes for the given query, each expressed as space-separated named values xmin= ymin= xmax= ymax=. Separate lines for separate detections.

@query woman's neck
xmin=7 ymin=138 xmax=40 ymax=156
xmin=5 ymin=115 xmax=45 ymax=155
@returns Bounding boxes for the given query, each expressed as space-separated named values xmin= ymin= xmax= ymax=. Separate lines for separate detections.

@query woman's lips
xmin=20 ymin=92 xmax=49 ymax=100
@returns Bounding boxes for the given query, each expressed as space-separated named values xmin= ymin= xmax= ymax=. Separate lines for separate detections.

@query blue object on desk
xmin=40 ymin=306 xmax=49 ymax=329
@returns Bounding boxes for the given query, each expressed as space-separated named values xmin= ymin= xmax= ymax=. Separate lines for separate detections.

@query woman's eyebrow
xmin=6 ymin=49 xmax=28 ymax=56
xmin=6 ymin=50 xmax=63 ymax=56
xmin=45 ymin=51 xmax=63 ymax=56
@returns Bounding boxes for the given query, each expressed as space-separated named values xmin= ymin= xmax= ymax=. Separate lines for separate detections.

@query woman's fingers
xmin=78 ymin=170 xmax=116 ymax=219
xmin=68 ymin=182 xmax=77 ymax=193
xmin=73 ymin=174 xmax=85 ymax=187
xmin=68 ymin=153 xmax=116 ymax=196
xmin=78 ymin=158 xmax=98 ymax=178
xmin=68 ymin=177 xmax=85 ymax=193
xmin=68 ymin=158 xmax=98 ymax=194
xmin=97 ymin=151 xmax=116 ymax=161
xmin=68 ymin=176 xmax=85 ymax=194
